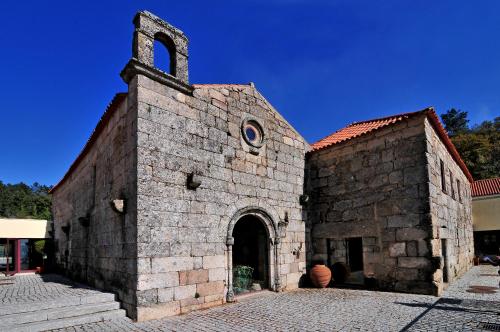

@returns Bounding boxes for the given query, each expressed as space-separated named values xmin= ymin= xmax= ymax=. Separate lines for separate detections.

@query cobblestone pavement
xmin=0 ymin=273 xmax=106 ymax=305
xmin=6 ymin=265 xmax=499 ymax=331
xmin=405 ymin=265 xmax=500 ymax=331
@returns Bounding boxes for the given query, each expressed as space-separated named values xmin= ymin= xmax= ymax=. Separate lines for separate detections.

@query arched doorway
xmin=232 ymin=215 xmax=269 ymax=293
xmin=226 ymin=207 xmax=279 ymax=302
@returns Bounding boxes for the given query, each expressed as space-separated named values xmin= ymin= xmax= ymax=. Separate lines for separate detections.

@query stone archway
xmin=226 ymin=207 xmax=280 ymax=302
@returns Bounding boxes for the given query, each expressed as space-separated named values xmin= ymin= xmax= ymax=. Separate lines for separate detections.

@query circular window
xmin=245 ymin=126 xmax=258 ymax=142
xmin=241 ymin=119 xmax=264 ymax=148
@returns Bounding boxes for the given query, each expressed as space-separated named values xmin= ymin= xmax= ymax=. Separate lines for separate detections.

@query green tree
xmin=0 ymin=182 xmax=52 ymax=219
xmin=442 ymin=111 xmax=499 ymax=180
xmin=441 ymin=108 xmax=469 ymax=137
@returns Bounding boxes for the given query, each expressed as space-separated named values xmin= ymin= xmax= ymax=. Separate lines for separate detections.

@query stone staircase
xmin=0 ymin=291 xmax=128 ymax=331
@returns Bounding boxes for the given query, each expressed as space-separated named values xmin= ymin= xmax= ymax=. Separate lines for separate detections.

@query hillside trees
xmin=441 ymin=109 xmax=499 ymax=180
xmin=0 ymin=182 xmax=52 ymax=219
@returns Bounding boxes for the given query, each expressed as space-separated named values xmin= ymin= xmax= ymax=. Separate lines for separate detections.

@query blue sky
xmin=1 ymin=1 xmax=499 ymax=185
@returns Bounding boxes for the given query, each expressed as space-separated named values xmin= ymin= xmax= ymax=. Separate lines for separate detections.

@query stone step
xmin=0 ymin=292 xmax=116 ymax=316
xmin=10 ymin=308 xmax=127 ymax=332
xmin=0 ymin=301 xmax=121 ymax=326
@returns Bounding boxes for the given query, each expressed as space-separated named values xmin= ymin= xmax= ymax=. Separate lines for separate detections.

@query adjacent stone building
xmin=51 ymin=11 xmax=474 ymax=321
xmin=51 ymin=11 xmax=307 ymax=321
xmin=305 ymin=109 xmax=474 ymax=295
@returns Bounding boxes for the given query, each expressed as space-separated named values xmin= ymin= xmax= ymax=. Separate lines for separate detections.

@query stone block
xmin=387 ymin=214 xmax=420 ymax=228
xmin=396 ymin=228 xmax=428 ymax=241
xmin=406 ymin=241 xmax=418 ymax=257
xmin=137 ymin=272 xmax=179 ymax=291
xmin=158 ymin=287 xmax=174 ymax=303
xmin=196 ymin=281 xmax=225 ymax=297
xmin=136 ymin=301 xmax=180 ymax=322
xmin=152 ymin=256 xmax=194 ymax=273
xmin=174 ymin=284 xmax=197 ymax=300
xmin=389 ymin=242 xmax=406 ymax=257
xmin=179 ymin=269 xmax=209 ymax=285
xmin=203 ymin=255 xmax=225 ymax=269
xmin=208 ymin=267 xmax=226 ymax=281
xmin=137 ymin=289 xmax=158 ymax=306
xmin=398 ymin=257 xmax=430 ymax=269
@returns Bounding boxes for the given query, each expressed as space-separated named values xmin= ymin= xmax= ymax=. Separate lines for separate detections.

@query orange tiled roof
xmin=472 ymin=178 xmax=500 ymax=197
xmin=310 ymin=107 xmax=474 ymax=182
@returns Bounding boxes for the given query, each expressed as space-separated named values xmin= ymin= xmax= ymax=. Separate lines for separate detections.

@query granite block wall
xmin=425 ymin=118 xmax=474 ymax=294
xmin=132 ymin=74 xmax=307 ymax=320
xmin=306 ymin=114 xmax=438 ymax=294
xmin=51 ymin=95 xmax=139 ymax=315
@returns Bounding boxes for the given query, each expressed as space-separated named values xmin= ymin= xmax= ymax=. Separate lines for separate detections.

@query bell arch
xmin=153 ymin=32 xmax=177 ymax=76
xmin=122 ymin=10 xmax=190 ymax=90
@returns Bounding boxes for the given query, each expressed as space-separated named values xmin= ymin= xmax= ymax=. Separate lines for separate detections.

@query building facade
xmin=471 ymin=178 xmax=500 ymax=256
xmin=305 ymin=110 xmax=474 ymax=295
xmin=51 ymin=11 xmax=307 ymax=321
xmin=0 ymin=219 xmax=52 ymax=275
xmin=51 ymin=11 xmax=474 ymax=321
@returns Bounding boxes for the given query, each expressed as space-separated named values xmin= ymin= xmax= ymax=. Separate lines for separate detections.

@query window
xmin=440 ymin=160 xmax=446 ymax=192
xmin=241 ymin=119 xmax=264 ymax=148
xmin=450 ymin=171 xmax=455 ymax=199
xmin=457 ymin=179 xmax=462 ymax=202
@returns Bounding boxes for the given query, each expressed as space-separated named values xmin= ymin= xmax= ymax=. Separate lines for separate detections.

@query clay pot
xmin=331 ymin=262 xmax=350 ymax=283
xmin=473 ymin=257 xmax=480 ymax=266
xmin=310 ymin=264 xmax=331 ymax=288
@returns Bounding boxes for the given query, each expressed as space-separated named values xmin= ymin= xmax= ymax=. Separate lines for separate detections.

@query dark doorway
xmin=232 ymin=215 xmax=269 ymax=293
xmin=346 ymin=237 xmax=363 ymax=272
xmin=441 ymin=239 xmax=448 ymax=283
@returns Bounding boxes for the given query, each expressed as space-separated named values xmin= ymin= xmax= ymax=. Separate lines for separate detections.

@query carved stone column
xmin=274 ymin=237 xmax=282 ymax=292
xmin=226 ymin=236 xmax=235 ymax=302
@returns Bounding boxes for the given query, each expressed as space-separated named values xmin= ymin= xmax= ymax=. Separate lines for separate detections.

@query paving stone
xmin=41 ymin=265 xmax=500 ymax=332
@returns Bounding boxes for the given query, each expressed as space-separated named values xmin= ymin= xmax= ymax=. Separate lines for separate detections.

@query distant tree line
xmin=0 ymin=182 xmax=52 ymax=220
xmin=441 ymin=109 xmax=499 ymax=180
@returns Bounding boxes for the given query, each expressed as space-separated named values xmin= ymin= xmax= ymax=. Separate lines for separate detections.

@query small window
xmin=440 ymin=160 xmax=446 ymax=193
xmin=450 ymin=171 xmax=455 ymax=199
xmin=457 ymin=179 xmax=462 ymax=202
xmin=241 ymin=119 xmax=264 ymax=148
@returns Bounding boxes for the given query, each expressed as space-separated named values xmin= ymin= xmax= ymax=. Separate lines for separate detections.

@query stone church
xmin=51 ymin=11 xmax=473 ymax=321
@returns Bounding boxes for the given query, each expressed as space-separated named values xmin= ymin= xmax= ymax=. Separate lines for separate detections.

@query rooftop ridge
xmin=346 ymin=108 xmax=432 ymax=127
xmin=49 ymin=93 xmax=127 ymax=194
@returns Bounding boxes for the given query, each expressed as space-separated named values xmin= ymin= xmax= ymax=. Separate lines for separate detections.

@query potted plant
xmin=34 ymin=240 xmax=50 ymax=274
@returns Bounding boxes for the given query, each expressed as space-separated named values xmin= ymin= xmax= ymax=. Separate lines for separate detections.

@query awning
xmin=0 ymin=219 xmax=51 ymax=239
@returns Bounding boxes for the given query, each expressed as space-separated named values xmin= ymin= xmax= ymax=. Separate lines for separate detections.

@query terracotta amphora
xmin=310 ymin=264 xmax=331 ymax=288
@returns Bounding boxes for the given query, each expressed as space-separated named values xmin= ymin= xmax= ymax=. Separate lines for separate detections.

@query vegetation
xmin=441 ymin=109 xmax=499 ymax=180
xmin=0 ymin=182 xmax=52 ymax=219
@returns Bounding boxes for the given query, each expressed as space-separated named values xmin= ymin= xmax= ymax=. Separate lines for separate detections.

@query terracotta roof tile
xmin=310 ymin=107 xmax=473 ymax=182
xmin=472 ymin=178 xmax=500 ymax=197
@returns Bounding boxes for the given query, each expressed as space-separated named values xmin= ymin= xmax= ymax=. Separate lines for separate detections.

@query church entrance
xmin=232 ymin=215 xmax=269 ymax=294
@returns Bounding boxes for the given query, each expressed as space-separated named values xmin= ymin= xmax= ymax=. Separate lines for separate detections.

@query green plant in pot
xmin=33 ymin=240 xmax=52 ymax=274
xmin=233 ymin=265 xmax=254 ymax=294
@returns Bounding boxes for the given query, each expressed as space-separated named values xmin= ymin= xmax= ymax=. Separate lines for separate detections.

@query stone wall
xmin=425 ymin=118 xmax=474 ymax=293
xmin=132 ymin=75 xmax=307 ymax=320
xmin=51 ymin=95 xmax=139 ymax=315
xmin=306 ymin=114 xmax=438 ymax=294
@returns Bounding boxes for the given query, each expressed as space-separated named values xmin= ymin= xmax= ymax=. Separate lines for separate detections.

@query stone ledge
xmin=121 ymin=59 xmax=194 ymax=95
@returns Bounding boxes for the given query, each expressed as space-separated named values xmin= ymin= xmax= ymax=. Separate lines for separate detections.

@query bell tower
xmin=121 ymin=11 xmax=193 ymax=94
